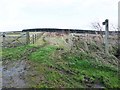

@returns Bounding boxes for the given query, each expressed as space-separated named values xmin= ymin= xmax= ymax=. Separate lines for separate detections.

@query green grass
xmin=60 ymin=52 xmax=119 ymax=88
xmin=28 ymin=46 xmax=119 ymax=88
xmin=2 ymin=45 xmax=36 ymax=60
xmin=28 ymin=45 xmax=57 ymax=64
xmin=2 ymin=44 xmax=119 ymax=88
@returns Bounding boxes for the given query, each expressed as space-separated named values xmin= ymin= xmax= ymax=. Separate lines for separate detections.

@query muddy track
xmin=2 ymin=43 xmax=47 ymax=88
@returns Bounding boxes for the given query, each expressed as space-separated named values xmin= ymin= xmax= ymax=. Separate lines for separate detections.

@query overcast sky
xmin=0 ymin=0 xmax=119 ymax=32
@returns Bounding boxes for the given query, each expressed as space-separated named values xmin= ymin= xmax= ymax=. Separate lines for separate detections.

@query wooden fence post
xmin=38 ymin=33 xmax=40 ymax=39
xmin=26 ymin=32 xmax=30 ymax=45
xmin=35 ymin=34 xmax=37 ymax=42
xmin=103 ymin=19 xmax=109 ymax=55
xmin=37 ymin=34 xmax=39 ymax=40
xmin=2 ymin=32 xmax=5 ymax=47
xmin=32 ymin=35 xmax=35 ymax=44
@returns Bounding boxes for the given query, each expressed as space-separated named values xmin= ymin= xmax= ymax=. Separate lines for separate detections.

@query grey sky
xmin=0 ymin=0 xmax=119 ymax=31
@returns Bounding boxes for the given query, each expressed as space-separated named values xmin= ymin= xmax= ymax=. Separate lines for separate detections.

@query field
xmin=1 ymin=32 xmax=119 ymax=88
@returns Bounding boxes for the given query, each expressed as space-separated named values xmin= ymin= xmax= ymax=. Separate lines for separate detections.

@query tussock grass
xmin=2 ymin=33 xmax=119 ymax=88
xmin=27 ymin=45 xmax=119 ymax=88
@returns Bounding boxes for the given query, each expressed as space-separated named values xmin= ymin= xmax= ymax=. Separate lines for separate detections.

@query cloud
xmin=0 ymin=0 xmax=119 ymax=31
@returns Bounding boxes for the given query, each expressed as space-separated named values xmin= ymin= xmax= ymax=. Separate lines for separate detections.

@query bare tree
xmin=91 ymin=22 xmax=103 ymax=38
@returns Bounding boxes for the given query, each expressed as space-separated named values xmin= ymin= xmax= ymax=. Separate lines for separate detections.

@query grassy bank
xmin=27 ymin=46 xmax=119 ymax=88
xmin=2 ymin=43 xmax=119 ymax=88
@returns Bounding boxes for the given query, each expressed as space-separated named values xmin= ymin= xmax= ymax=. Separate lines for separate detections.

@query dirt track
xmin=3 ymin=60 xmax=28 ymax=88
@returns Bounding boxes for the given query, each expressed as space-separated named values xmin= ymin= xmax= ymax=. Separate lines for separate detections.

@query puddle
xmin=93 ymin=83 xmax=105 ymax=88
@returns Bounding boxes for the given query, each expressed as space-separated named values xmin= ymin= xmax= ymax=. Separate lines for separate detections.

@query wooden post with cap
xmin=102 ymin=19 xmax=109 ymax=55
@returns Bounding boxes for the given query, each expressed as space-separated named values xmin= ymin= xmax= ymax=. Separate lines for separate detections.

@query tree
xmin=91 ymin=22 xmax=103 ymax=38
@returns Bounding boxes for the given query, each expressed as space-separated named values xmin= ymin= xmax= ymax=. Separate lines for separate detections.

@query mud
xmin=2 ymin=60 xmax=29 ymax=88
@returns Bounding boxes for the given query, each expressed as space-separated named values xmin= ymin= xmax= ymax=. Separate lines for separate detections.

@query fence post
xmin=102 ymin=19 xmax=109 ymax=55
xmin=38 ymin=33 xmax=39 ymax=39
xmin=35 ymin=34 xmax=37 ymax=42
xmin=2 ymin=32 xmax=5 ymax=47
xmin=26 ymin=32 xmax=30 ymax=45
xmin=37 ymin=33 xmax=38 ymax=39
xmin=32 ymin=35 xmax=34 ymax=44
xmin=34 ymin=34 xmax=36 ymax=42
